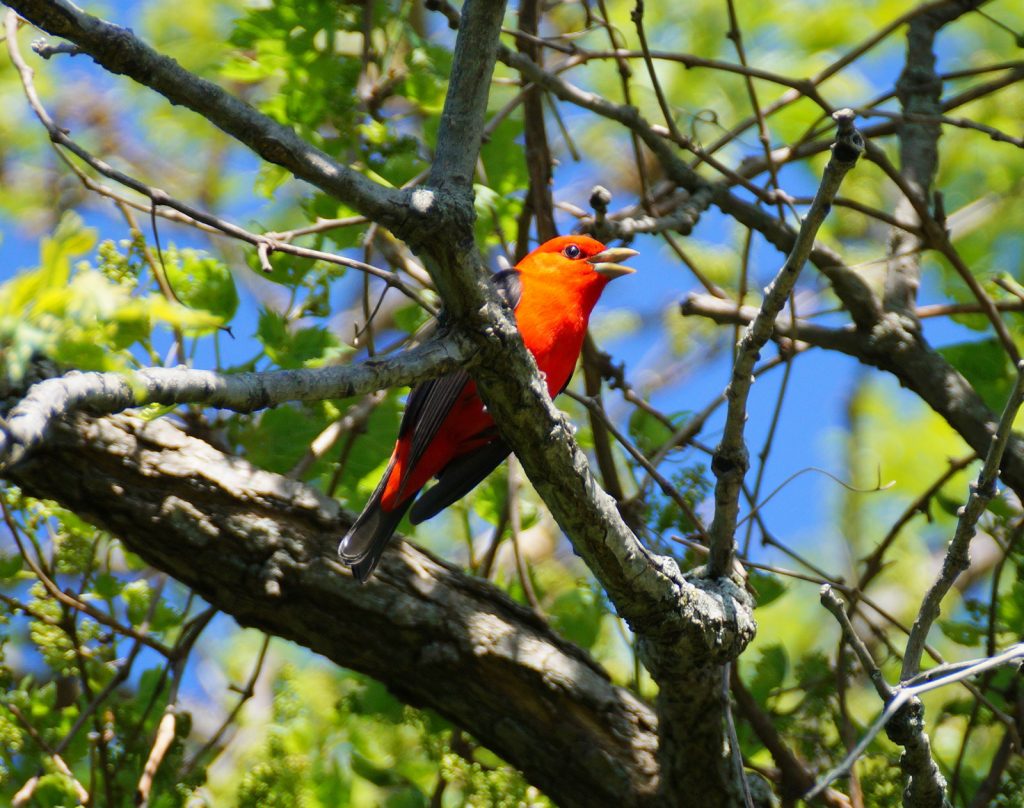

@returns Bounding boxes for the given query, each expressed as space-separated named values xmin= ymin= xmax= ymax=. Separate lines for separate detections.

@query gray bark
xmin=3 ymin=1 xmax=760 ymax=802
xmin=4 ymin=411 xmax=662 ymax=807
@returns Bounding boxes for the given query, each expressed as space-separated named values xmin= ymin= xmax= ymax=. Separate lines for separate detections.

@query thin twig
xmin=5 ymin=13 xmax=431 ymax=311
xmin=8 ymin=703 xmax=91 ymax=807
xmin=902 ymin=360 xmax=1024 ymax=680
xmin=820 ymin=585 xmax=895 ymax=701
xmin=707 ymin=110 xmax=864 ymax=578
xmin=806 ymin=641 xmax=1024 ymax=800
xmin=0 ymin=496 xmax=173 ymax=655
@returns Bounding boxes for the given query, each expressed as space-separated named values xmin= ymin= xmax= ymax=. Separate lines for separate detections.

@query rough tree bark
xmin=1 ymin=1 xmax=762 ymax=803
xmin=5 ymin=410 xmax=661 ymax=808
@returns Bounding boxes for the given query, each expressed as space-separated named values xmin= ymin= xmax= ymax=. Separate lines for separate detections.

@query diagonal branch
xmin=707 ymin=111 xmax=864 ymax=578
xmin=2 ymin=11 xmax=432 ymax=310
xmin=497 ymin=45 xmax=884 ymax=330
xmin=807 ymin=640 xmax=1024 ymax=804
xmin=5 ymin=0 xmax=410 ymax=232
xmin=427 ymin=0 xmax=507 ymax=192
xmin=901 ymin=360 xmax=1024 ymax=680
xmin=679 ymin=293 xmax=1024 ymax=501
xmin=2 ymin=411 xmax=661 ymax=808
xmin=416 ymin=2 xmax=753 ymax=656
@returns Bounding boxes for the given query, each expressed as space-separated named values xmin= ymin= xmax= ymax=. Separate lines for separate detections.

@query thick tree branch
xmin=466 ymin=305 xmax=755 ymax=804
xmin=882 ymin=3 xmax=946 ymax=316
xmin=0 ymin=335 xmax=472 ymax=469
xmin=2 ymin=411 xmax=661 ymax=808
xmin=515 ymin=0 xmax=557 ymax=254
xmin=426 ymin=0 xmax=506 ymax=192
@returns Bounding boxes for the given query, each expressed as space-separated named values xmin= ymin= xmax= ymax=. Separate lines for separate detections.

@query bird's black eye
xmin=562 ymin=244 xmax=582 ymax=259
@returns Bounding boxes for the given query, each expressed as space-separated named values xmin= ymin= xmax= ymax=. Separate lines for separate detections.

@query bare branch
xmin=807 ymin=642 xmax=1024 ymax=802
xmin=427 ymin=0 xmax=507 ymax=192
xmin=820 ymin=585 xmax=895 ymax=702
xmin=499 ymin=45 xmax=884 ymax=329
xmin=680 ymin=292 xmax=1024 ymax=502
xmin=707 ymin=111 xmax=864 ymax=578
xmin=902 ymin=361 xmax=1024 ymax=680
xmin=5 ymin=1 xmax=411 ymax=231
xmin=0 ymin=336 xmax=472 ymax=469
xmin=136 ymin=710 xmax=176 ymax=807
xmin=3 ymin=15 xmax=432 ymax=311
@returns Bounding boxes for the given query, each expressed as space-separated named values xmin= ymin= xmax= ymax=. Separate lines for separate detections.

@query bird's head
xmin=522 ymin=235 xmax=638 ymax=282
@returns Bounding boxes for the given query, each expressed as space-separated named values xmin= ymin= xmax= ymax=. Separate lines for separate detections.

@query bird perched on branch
xmin=338 ymin=235 xmax=638 ymax=581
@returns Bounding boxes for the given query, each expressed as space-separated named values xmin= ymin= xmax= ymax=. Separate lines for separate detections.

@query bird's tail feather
xmin=338 ymin=461 xmax=413 ymax=582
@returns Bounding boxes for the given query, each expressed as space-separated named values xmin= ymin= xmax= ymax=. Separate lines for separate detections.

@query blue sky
xmin=0 ymin=11 xmax=980 ymax=568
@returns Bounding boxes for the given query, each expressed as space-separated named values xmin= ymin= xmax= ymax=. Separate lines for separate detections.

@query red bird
xmin=338 ymin=235 xmax=638 ymax=581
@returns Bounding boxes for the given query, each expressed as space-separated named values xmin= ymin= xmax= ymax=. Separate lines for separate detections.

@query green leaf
xmin=550 ymin=586 xmax=603 ymax=650
xmin=470 ymin=468 xmax=508 ymax=526
xmin=93 ymin=572 xmax=122 ymax=599
xmin=938 ymin=339 xmax=1015 ymax=412
xmin=748 ymin=570 xmax=788 ymax=608
xmin=748 ymin=644 xmax=788 ymax=703
xmin=393 ymin=302 xmax=431 ymax=335
xmin=938 ymin=618 xmax=985 ymax=647
xmin=165 ymin=248 xmax=239 ymax=320
xmin=998 ymin=579 xmax=1024 ymax=634
xmin=0 ymin=554 xmax=23 ymax=579
xmin=257 ymin=309 xmax=339 ymax=368
xmin=628 ymin=408 xmax=674 ymax=456
xmin=235 ymin=404 xmax=330 ymax=474
xmin=122 ymin=579 xmax=153 ymax=626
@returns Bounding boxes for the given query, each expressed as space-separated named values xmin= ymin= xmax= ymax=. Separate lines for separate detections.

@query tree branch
xmin=0 ymin=336 xmax=472 ymax=469
xmin=707 ymin=110 xmax=864 ymax=578
xmin=901 ymin=360 xmax=1024 ymax=680
xmin=426 ymin=0 xmax=506 ymax=192
xmin=497 ymin=45 xmax=884 ymax=330
xmin=5 ymin=0 xmax=412 ymax=232
xmin=680 ymin=294 xmax=1024 ymax=501
xmin=807 ymin=641 xmax=1024 ymax=804
xmin=881 ymin=0 xmax=970 ymax=317
xmin=2 ymin=411 xmax=661 ymax=808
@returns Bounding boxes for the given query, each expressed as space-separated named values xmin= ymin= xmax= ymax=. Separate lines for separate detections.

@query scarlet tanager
xmin=338 ymin=235 xmax=638 ymax=581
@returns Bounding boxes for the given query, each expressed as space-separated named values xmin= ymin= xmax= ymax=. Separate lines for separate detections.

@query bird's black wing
xmin=409 ymin=437 xmax=512 ymax=524
xmin=492 ymin=268 xmax=522 ymax=310
xmin=398 ymin=370 xmax=472 ymax=496
xmin=405 ymin=269 xmax=521 ymax=521
xmin=398 ymin=268 xmax=520 ymax=483
xmin=337 ymin=371 xmax=473 ymax=580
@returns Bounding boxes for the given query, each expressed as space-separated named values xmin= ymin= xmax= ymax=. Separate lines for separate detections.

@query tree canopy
xmin=1 ymin=0 xmax=1024 ymax=806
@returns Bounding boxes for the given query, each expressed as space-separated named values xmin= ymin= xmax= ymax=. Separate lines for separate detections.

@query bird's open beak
xmin=588 ymin=247 xmax=639 ymax=279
